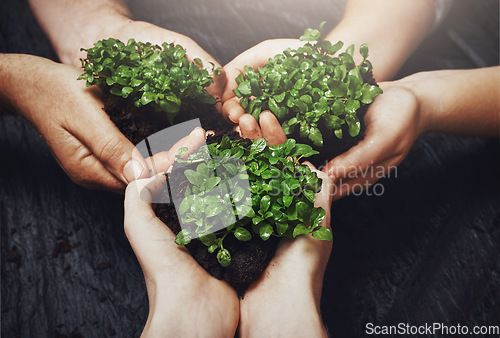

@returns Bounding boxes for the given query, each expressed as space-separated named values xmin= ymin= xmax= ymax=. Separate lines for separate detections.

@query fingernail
xmin=123 ymin=159 xmax=145 ymax=184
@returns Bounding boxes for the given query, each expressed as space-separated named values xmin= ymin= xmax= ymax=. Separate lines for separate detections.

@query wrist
xmin=392 ymin=72 xmax=437 ymax=135
xmin=0 ymin=54 xmax=51 ymax=120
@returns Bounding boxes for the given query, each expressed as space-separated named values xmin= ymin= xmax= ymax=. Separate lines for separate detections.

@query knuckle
xmin=98 ymin=137 xmax=126 ymax=165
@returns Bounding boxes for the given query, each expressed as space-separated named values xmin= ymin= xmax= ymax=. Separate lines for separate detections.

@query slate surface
xmin=1 ymin=0 xmax=499 ymax=336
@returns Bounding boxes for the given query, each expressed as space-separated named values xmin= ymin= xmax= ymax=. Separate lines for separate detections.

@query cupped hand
xmin=323 ymin=82 xmax=424 ymax=200
xmin=125 ymin=177 xmax=239 ymax=336
xmin=4 ymin=55 xmax=149 ymax=192
xmin=239 ymin=163 xmax=333 ymax=338
xmin=83 ymin=20 xmax=225 ymax=111
xmin=222 ymin=39 xmax=305 ymax=124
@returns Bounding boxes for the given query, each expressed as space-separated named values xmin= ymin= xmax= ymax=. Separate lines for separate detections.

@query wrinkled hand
xmin=239 ymin=163 xmax=333 ymax=337
xmin=124 ymin=130 xmax=239 ymax=337
xmin=73 ymin=20 xmax=225 ymax=111
xmin=323 ymin=82 xmax=424 ymax=200
xmin=4 ymin=55 xmax=149 ymax=192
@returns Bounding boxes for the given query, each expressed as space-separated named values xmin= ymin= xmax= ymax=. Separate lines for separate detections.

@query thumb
xmin=70 ymin=105 xmax=148 ymax=185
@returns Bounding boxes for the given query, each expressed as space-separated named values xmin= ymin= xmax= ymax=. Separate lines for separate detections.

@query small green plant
xmin=173 ymin=136 xmax=332 ymax=267
xmin=78 ymin=38 xmax=219 ymax=123
xmin=233 ymin=22 xmax=383 ymax=146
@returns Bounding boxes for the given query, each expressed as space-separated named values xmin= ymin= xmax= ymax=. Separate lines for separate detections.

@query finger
xmin=239 ymin=114 xmax=263 ymax=140
xmin=259 ymin=111 xmax=287 ymax=146
xmin=45 ymin=127 xmax=126 ymax=192
xmin=68 ymin=84 xmax=148 ymax=185
xmin=222 ymin=96 xmax=245 ymax=124
xmin=146 ymin=127 xmax=206 ymax=175
xmin=124 ymin=175 xmax=180 ymax=270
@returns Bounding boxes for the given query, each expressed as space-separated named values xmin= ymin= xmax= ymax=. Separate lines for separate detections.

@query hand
xmin=222 ymin=39 xmax=303 ymax=146
xmin=222 ymin=39 xmax=304 ymax=124
xmin=323 ymin=82 xmax=423 ymax=200
xmin=57 ymin=19 xmax=225 ymax=112
xmin=124 ymin=132 xmax=239 ymax=337
xmin=1 ymin=54 xmax=150 ymax=192
xmin=239 ymin=163 xmax=333 ymax=338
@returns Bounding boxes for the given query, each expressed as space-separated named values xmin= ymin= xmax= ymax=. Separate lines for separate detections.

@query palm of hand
xmin=324 ymin=84 xmax=422 ymax=199
xmin=124 ymin=178 xmax=239 ymax=337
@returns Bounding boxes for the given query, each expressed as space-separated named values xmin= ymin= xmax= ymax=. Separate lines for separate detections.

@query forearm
xmin=398 ymin=66 xmax=500 ymax=137
xmin=326 ymin=0 xmax=435 ymax=81
xmin=28 ymin=0 xmax=131 ymax=66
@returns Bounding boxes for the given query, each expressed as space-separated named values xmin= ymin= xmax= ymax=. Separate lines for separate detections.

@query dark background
xmin=1 ymin=0 xmax=499 ymax=336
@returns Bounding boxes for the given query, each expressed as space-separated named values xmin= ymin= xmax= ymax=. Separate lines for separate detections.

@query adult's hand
xmin=29 ymin=0 xmax=225 ymax=109
xmin=124 ymin=175 xmax=239 ymax=337
xmin=222 ymin=39 xmax=304 ymax=125
xmin=239 ymin=163 xmax=333 ymax=337
xmin=323 ymin=67 xmax=500 ymax=200
xmin=323 ymin=83 xmax=422 ymax=200
xmin=0 ymin=54 xmax=149 ymax=192
xmin=106 ymin=20 xmax=226 ymax=110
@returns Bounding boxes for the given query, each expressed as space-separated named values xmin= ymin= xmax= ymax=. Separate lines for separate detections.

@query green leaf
xmin=359 ymin=44 xmax=369 ymax=59
xmin=260 ymin=195 xmax=271 ymax=213
xmin=206 ymin=203 xmax=224 ymax=217
xmin=345 ymin=44 xmax=355 ymax=56
xmin=360 ymin=84 xmax=383 ymax=104
xmin=292 ymin=144 xmax=318 ymax=158
xmin=334 ymin=128 xmax=343 ymax=139
xmin=309 ymin=127 xmax=323 ymax=147
xmin=293 ymin=224 xmax=310 ymax=238
xmin=311 ymin=207 xmax=326 ymax=227
xmin=204 ymin=176 xmax=221 ymax=191
xmin=237 ymin=81 xmax=252 ymax=95
xmin=199 ymin=233 xmax=216 ymax=246
xmin=283 ymin=195 xmax=294 ymax=208
xmin=178 ymin=196 xmax=191 ymax=215
xmin=297 ymin=201 xmax=310 ymax=221
xmin=121 ymin=86 xmax=133 ymax=97
xmin=327 ymin=79 xmax=348 ymax=97
xmin=259 ymin=223 xmax=274 ymax=241
xmin=268 ymin=97 xmax=281 ymax=116
xmin=234 ymin=227 xmax=252 ymax=241
xmin=303 ymin=190 xmax=316 ymax=203
xmin=174 ymin=229 xmax=191 ymax=246
xmin=184 ymin=169 xmax=202 ymax=186
xmin=274 ymin=92 xmax=286 ymax=103
xmin=276 ymin=222 xmax=288 ymax=236
xmin=141 ymin=92 xmax=155 ymax=105
xmin=312 ymin=227 xmax=333 ymax=241
xmin=284 ymin=138 xmax=296 ymax=155
xmin=346 ymin=115 xmax=361 ymax=137
xmin=250 ymin=138 xmax=267 ymax=155
xmin=217 ymin=248 xmax=231 ymax=267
